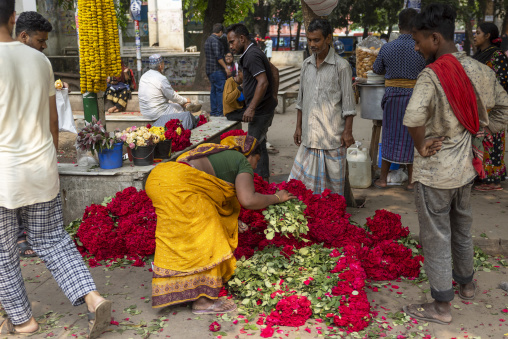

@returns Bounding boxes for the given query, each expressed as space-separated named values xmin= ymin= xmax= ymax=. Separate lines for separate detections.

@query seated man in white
xmin=139 ymin=54 xmax=201 ymax=129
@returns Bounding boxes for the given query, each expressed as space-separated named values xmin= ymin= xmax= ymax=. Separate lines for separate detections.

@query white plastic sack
xmin=304 ymin=0 xmax=339 ymax=16
xmin=387 ymin=168 xmax=409 ymax=184
xmin=56 ymin=88 xmax=77 ymax=134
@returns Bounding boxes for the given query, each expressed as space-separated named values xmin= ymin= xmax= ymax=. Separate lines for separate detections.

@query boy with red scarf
xmin=403 ymin=4 xmax=508 ymax=324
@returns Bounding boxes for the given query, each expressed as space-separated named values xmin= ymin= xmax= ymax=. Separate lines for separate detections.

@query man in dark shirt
xmin=227 ymin=23 xmax=279 ymax=181
xmin=205 ymin=23 xmax=231 ymax=116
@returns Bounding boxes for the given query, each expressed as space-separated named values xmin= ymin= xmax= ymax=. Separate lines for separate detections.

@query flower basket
xmin=154 ymin=139 xmax=172 ymax=159
xmin=131 ymin=145 xmax=155 ymax=166
xmin=97 ymin=142 xmax=123 ymax=169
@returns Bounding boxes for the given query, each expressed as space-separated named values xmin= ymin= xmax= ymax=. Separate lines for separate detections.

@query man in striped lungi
xmin=372 ymin=8 xmax=426 ymax=191
xmin=289 ymin=18 xmax=356 ymax=195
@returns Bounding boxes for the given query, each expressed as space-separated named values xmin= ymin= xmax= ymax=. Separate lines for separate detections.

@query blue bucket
xmin=98 ymin=142 xmax=124 ymax=169
xmin=378 ymin=143 xmax=400 ymax=170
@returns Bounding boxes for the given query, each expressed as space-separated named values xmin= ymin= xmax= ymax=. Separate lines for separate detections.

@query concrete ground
xmin=4 ymin=103 xmax=508 ymax=339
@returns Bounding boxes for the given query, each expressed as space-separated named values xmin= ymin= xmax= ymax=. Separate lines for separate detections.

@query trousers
xmin=248 ymin=112 xmax=274 ymax=179
xmin=414 ymin=181 xmax=475 ymax=302
xmin=0 ymin=194 xmax=96 ymax=324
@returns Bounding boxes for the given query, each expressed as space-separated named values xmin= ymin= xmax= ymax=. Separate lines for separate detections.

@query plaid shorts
xmin=0 ymin=194 xmax=96 ymax=324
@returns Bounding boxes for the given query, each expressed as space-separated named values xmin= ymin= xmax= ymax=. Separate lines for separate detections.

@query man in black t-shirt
xmin=226 ymin=23 xmax=279 ymax=181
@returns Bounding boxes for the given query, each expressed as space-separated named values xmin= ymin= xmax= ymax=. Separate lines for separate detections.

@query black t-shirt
xmin=239 ymin=43 xmax=277 ymax=115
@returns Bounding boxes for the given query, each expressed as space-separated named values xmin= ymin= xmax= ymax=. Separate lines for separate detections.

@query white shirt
xmin=0 ymin=41 xmax=59 ymax=209
xmin=264 ymin=40 xmax=273 ymax=58
xmin=138 ymin=70 xmax=187 ymax=120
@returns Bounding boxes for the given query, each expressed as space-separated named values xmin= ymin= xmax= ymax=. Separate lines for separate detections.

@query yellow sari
xmin=146 ymin=162 xmax=240 ymax=308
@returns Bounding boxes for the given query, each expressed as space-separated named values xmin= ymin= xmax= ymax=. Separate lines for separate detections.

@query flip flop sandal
xmin=192 ymin=299 xmax=237 ymax=315
xmin=18 ymin=241 xmax=37 ymax=258
xmin=473 ymin=185 xmax=500 ymax=192
xmin=0 ymin=318 xmax=37 ymax=336
xmin=458 ymin=281 xmax=477 ymax=300
xmin=88 ymin=299 xmax=112 ymax=339
xmin=402 ymin=304 xmax=451 ymax=325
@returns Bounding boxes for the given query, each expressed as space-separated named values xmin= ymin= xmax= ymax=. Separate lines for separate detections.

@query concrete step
xmin=279 ymin=71 xmax=300 ymax=84
xmin=279 ymin=76 xmax=300 ymax=91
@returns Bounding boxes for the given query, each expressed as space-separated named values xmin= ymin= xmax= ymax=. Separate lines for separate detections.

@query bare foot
xmin=107 ymin=106 xmax=116 ymax=113
xmin=373 ymin=178 xmax=388 ymax=189
xmin=17 ymin=240 xmax=35 ymax=257
xmin=406 ymin=183 xmax=415 ymax=191
xmin=403 ymin=301 xmax=452 ymax=325
xmin=192 ymin=297 xmax=236 ymax=313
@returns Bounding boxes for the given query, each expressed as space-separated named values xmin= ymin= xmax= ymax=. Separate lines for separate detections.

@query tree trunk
xmin=191 ymin=0 xmax=227 ymax=90
xmin=253 ymin=0 xmax=265 ymax=36
xmin=276 ymin=20 xmax=282 ymax=51
xmin=289 ymin=21 xmax=293 ymax=50
xmin=295 ymin=21 xmax=302 ymax=51
xmin=301 ymin=0 xmax=325 ymax=31
xmin=362 ymin=25 xmax=369 ymax=39
xmin=464 ymin=17 xmax=475 ymax=56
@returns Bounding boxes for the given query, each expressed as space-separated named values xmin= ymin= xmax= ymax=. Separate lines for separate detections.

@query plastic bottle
xmin=347 ymin=146 xmax=372 ymax=188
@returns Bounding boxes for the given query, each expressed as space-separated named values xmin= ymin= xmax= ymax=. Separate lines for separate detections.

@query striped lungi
xmin=288 ymin=145 xmax=346 ymax=195
xmin=381 ymin=87 xmax=415 ymax=164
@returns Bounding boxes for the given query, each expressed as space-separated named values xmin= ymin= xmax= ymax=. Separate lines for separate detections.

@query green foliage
xmin=65 ymin=218 xmax=82 ymax=243
xmin=115 ymin=0 xmax=130 ymax=30
xmin=183 ymin=0 xmax=257 ymax=26
xmin=474 ymin=246 xmax=497 ymax=272
xmin=227 ymin=245 xmax=342 ymax=323
xmin=262 ymin=199 xmax=309 ymax=240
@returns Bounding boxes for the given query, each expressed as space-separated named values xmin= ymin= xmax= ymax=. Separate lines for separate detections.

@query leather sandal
xmin=88 ymin=299 xmax=112 ymax=339
xmin=0 ymin=318 xmax=38 ymax=336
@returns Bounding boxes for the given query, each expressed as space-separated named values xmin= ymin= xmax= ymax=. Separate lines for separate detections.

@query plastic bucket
xmin=98 ymin=142 xmax=123 ymax=169
xmin=154 ymin=139 xmax=172 ymax=159
xmin=131 ymin=145 xmax=155 ymax=166
xmin=378 ymin=143 xmax=400 ymax=170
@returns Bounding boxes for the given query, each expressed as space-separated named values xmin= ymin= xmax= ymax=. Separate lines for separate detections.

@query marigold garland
xmin=78 ymin=0 xmax=121 ymax=93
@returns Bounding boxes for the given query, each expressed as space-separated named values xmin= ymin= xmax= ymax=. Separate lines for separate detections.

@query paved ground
xmin=4 ymin=103 xmax=508 ymax=338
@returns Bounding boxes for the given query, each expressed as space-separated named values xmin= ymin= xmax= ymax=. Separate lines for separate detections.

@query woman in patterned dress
xmin=473 ymin=22 xmax=507 ymax=191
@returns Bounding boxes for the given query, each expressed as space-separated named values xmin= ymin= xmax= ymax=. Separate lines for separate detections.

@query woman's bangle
xmin=274 ymin=193 xmax=281 ymax=202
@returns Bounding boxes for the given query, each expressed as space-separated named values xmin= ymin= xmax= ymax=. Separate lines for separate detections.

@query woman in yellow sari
xmin=145 ymin=135 xmax=294 ymax=314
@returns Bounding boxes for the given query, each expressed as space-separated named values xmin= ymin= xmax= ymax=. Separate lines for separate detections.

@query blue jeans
xmin=208 ymin=70 xmax=226 ymax=116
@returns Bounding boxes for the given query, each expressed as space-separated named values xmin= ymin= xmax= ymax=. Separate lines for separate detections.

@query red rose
xmin=259 ymin=324 xmax=274 ymax=338
xmin=209 ymin=321 xmax=221 ymax=332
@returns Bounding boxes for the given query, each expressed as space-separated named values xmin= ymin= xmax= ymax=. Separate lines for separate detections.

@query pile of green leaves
xmin=262 ymin=199 xmax=309 ymax=240
xmin=227 ymin=245 xmax=342 ymax=324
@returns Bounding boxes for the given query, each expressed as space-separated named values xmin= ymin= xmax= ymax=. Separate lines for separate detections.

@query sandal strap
xmin=88 ymin=312 xmax=96 ymax=321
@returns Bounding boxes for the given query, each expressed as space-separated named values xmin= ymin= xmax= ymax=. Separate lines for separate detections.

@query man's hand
xmin=242 ymin=106 xmax=255 ymax=122
xmin=294 ymin=127 xmax=302 ymax=146
xmin=63 ymin=82 xmax=71 ymax=93
xmin=416 ymin=137 xmax=445 ymax=157
xmin=340 ymin=129 xmax=355 ymax=148
xmin=226 ymin=69 xmax=232 ymax=77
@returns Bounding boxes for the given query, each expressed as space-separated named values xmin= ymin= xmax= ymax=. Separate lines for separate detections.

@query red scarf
xmin=426 ymin=54 xmax=486 ymax=178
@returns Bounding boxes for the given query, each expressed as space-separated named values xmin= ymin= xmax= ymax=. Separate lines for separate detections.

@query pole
xmin=135 ymin=19 xmax=142 ymax=83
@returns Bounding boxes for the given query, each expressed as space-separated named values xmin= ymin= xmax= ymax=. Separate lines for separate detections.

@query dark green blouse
xmin=207 ymin=150 xmax=253 ymax=184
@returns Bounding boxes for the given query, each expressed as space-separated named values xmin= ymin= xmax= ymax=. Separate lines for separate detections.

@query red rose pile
xmin=76 ymin=187 xmax=156 ymax=264
xmin=164 ymin=119 xmax=191 ymax=152
xmin=236 ymin=177 xmax=422 ymax=282
xmin=266 ymin=295 xmax=312 ymax=327
xmin=196 ymin=114 xmax=208 ymax=127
